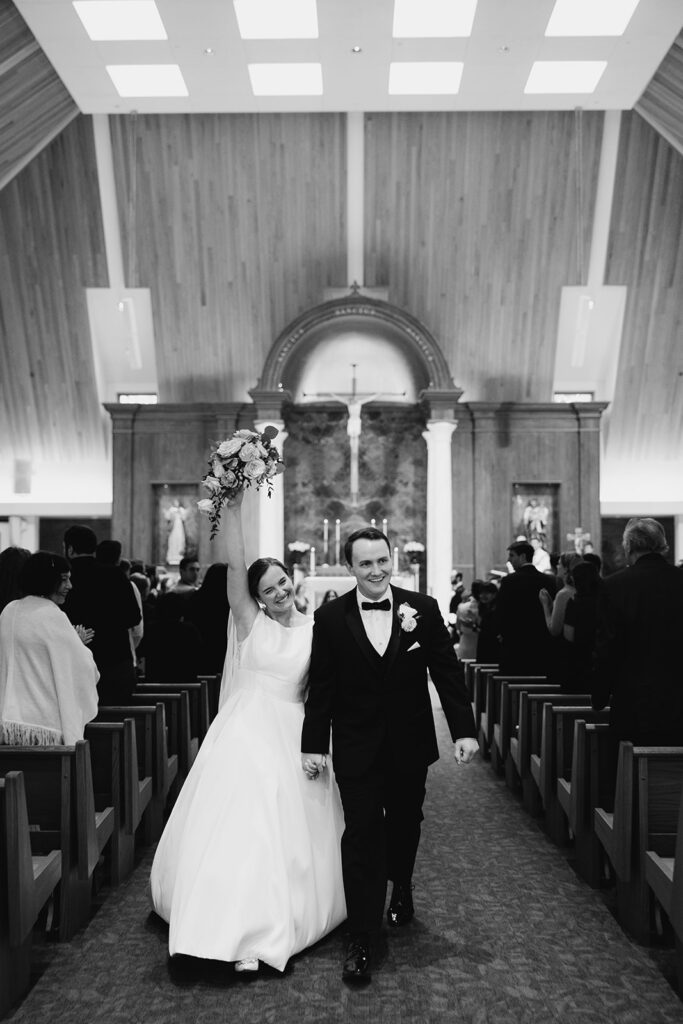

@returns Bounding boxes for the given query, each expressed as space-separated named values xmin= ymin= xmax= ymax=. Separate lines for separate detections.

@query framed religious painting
xmin=153 ymin=484 xmax=200 ymax=567
xmin=511 ymin=484 xmax=560 ymax=554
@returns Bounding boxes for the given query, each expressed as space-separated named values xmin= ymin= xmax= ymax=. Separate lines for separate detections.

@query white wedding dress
xmin=149 ymin=609 xmax=346 ymax=971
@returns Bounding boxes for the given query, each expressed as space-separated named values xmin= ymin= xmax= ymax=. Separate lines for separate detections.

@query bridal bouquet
xmin=198 ymin=425 xmax=283 ymax=538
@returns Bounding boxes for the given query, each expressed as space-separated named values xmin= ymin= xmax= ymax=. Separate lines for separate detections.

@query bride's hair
xmin=247 ymin=557 xmax=289 ymax=600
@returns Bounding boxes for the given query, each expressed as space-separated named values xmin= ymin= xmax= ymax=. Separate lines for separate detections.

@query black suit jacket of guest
xmin=495 ymin=564 xmax=552 ymax=676
xmin=302 ymin=585 xmax=476 ymax=778
xmin=593 ymin=553 xmax=683 ymax=741
xmin=63 ymin=558 xmax=141 ymax=669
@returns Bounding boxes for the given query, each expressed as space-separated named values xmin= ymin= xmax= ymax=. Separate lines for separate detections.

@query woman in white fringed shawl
xmin=0 ymin=551 xmax=99 ymax=745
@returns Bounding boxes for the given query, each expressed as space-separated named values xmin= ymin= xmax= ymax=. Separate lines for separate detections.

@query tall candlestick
xmin=393 ymin=546 xmax=399 ymax=574
xmin=382 ymin=518 xmax=388 ymax=535
xmin=323 ymin=519 xmax=329 ymax=564
xmin=335 ymin=519 xmax=341 ymax=565
xmin=309 ymin=546 xmax=316 ymax=576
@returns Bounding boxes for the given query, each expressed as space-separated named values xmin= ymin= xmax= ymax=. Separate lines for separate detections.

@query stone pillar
xmin=254 ymin=420 xmax=288 ymax=562
xmin=422 ymin=419 xmax=457 ymax=618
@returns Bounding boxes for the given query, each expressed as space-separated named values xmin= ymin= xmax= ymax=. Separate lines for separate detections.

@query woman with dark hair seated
xmin=0 ymin=551 xmax=99 ymax=745
xmin=150 ymin=487 xmax=345 ymax=974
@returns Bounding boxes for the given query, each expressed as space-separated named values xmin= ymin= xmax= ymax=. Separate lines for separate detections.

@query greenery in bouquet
xmin=198 ymin=425 xmax=283 ymax=538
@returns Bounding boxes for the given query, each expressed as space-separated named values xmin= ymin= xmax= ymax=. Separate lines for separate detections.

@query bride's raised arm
xmin=223 ymin=489 xmax=259 ymax=641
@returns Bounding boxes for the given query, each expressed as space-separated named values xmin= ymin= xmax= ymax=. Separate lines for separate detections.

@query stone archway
xmin=249 ymin=291 xmax=463 ymax=614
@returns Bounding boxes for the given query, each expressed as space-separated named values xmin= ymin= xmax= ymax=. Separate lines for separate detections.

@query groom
xmin=301 ymin=527 xmax=478 ymax=982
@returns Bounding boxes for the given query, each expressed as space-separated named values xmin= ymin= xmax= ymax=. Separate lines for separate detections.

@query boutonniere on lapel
xmin=398 ymin=603 xmax=419 ymax=633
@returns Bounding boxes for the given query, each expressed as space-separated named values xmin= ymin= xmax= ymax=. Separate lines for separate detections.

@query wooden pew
xmin=509 ymin=689 xmax=563 ymax=813
xmin=139 ymin=679 xmax=210 ymax=750
xmin=530 ymin=700 xmax=594 ymax=843
xmin=198 ymin=673 xmax=222 ymax=723
xmin=561 ymin=720 xmax=613 ymax=887
xmin=502 ymin=683 xmax=559 ymax=791
xmin=473 ymin=666 xmax=499 ymax=745
xmin=594 ymin=743 xmax=683 ymax=943
xmin=84 ymin=719 xmax=152 ymax=883
xmin=0 ymin=771 xmax=62 ymax=1017
xmin=0 ymin=742 xmax=113 ymax=940
xmin=133 ymin=688 xmax=191 ymax=788
xmin=96 ymin=705 xmax=168 ymax=842
xmin=645 ymin=783 xmax=683 ymax=988
xmin=486 ymin=675 xmax=546 ymax=774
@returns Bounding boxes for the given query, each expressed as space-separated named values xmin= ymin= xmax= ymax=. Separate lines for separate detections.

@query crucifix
xmin=305 ymin=364 xmax=405 ymax=506
xmin=567 ymin=526 xmax=591 ymax=554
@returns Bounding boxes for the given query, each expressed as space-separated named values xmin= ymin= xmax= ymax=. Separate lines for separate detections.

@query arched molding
xmin=251 ymin=293 xmax=459 ymax=406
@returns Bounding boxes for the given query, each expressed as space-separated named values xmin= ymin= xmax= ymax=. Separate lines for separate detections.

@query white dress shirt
xmin=357 ymin=588 xmax=393 ymax=656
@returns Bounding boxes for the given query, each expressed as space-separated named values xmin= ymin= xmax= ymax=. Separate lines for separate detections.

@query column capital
xmin=249 ymin=387 xmax=292 ymax=423
xmin=422 ymin=419 xmax=457 ymax=445
xmin=419 ymin=386 xmax=464 ymax=422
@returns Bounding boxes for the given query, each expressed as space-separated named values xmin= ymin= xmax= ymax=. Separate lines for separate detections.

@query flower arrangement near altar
xmin=197 ymin=425 xmax=283 ymax=538
xmin=287 ymin=540 xmax=310 ymax=561
xmin=403 ymin=541 xmax=425 ymax=555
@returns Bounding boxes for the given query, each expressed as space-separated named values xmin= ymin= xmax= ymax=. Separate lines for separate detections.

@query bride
xmin=150 ymin=488 xmax=346 ymax=972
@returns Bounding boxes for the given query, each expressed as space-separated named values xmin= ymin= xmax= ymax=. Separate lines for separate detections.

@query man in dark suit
xmin=62 ymin=525 xmax=141 ymax=704
xmin=592 ymin=517 xmax=683 ymax=752
xmin=301 ymin=527 xmax=477 ymax=982
xmin=495 ymin=540 xmax=552 ymax=676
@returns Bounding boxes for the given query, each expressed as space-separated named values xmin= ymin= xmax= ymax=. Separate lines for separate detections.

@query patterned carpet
xmin=7 ymin=713 xmax=683 ymax=1024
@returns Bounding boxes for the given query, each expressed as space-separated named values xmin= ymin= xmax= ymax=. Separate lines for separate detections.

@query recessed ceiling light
xmin=248 ymin=63 xmax=323 ymax=96
xmin=204 ymin=48 xmax=215 ymax=55
xmin=524 ymin=61 xmax=607 ymax=94
xmin=72 ymin=1 xmax=167 ymax=41
xmin=545 ymin=0 xmax=640 ymax=36
xmin=392 ymin=0 xmax=477 ymax=37
xmin=388 ymin=62 xmax=463 ymax=95
xmin=106 ymin=64 xmax=189 ymax=97
xmin=234 ymin=0 xmax=318 ymax=39
xmin=351 ymin=46 xmax=362 ymax=53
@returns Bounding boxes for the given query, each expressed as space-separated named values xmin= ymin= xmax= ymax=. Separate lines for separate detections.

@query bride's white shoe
xmin=235 ymin=958 xmax=259 ymax=973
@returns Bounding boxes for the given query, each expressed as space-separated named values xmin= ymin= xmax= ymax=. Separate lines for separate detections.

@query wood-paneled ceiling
xmin=13 ymin=0 xmax=683 ymax=113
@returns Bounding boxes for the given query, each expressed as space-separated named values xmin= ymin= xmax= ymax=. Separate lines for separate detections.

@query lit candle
xmin=335 ymin=519 xmax=341 ymax=565
xmin=310 ymin=546 xmax=316 ymax=576
xmin=382 ymin=518 xmax=388 ymax=535
xmin=323 ymin=519 xmax=329 ymax=563
xmin=370 ymin=518 xmax=376 ymax=528
xmin=393 ymin=546 xmax=399 ymax=574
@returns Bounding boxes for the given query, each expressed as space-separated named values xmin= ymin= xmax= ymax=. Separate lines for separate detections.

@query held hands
xmin=301 ymin=753 xmax=327 ymax=780
xmin=454 ymin=737 xmax=479 ymax=765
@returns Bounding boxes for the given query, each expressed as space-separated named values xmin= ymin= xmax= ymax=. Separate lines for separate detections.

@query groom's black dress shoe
xmin=342 ymin=937 xmax=372 ymax=982
xmin=387 ymin=882 xmax=414 ymax=927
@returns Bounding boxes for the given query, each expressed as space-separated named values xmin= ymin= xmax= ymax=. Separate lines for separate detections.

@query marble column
xmin=422 ymin=420 xmax=457 ymax=618
xmin=254 ymin=420 xmax=287 ymax=561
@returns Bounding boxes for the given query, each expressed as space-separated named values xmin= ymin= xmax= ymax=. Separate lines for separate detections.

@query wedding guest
xmin=455 ymin=589 xmax=479 ymax=660
xmin=563 ymin=560 xmax=601 ymax=693
xmin=294 ymin=582 xmax=310 ymax=614
xmin=63 ymin=525 xmax=141 ymax=704
xmin=143 ymin=592 xmax=202 ymax=683
xmin=0 ymin=545 xmax=31 ymax=614
xmin=475 ymin=581 xmax=501 ymax=665
xmin=170 ymin=556 xmax=201 ymax=596
xmin=185 ymin=563 xmax=230 ymax=675
xmin=538 ymin=551 xmax=582 ymax=688
xmin=321 ymin=589 xmax=339 ymax=604
xmin=0 ymin=551 xmax=98 ymax=745
xmin=496 ymin=541 xmax=551 ymax=676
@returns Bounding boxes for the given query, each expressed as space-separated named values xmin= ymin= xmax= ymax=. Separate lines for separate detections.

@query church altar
xmin=295 ymin=570 xmax=416 ymax=610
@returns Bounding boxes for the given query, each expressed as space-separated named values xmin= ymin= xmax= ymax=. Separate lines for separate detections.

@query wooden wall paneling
xmin=364 ymin=112 xmax=603 ymax=405
xmin=0 ymin=1 xmax=78 ymax=190
xmin=0 ymin=115 xmax=108 ymax=464
xmin=605 ymin=111 xmax=683 ymax=465
xmin=451 ymin=409 xmax=475 ymax=579
xmin=109 ymin=114 xmax=347 ymax=405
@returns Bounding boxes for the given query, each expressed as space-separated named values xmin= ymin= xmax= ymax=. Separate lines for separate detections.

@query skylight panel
xmin=524 ymin=61 xmax=607 ymax=94
xmin=107 ymin=64 xmax=188 ymax=97
xmin=545 ymin=0 xmax=640 ymax=36
xmin=392 ymin=0 xmax=478 ymax=37
xmin=234 ymin=0 xmax=318 ymax=39
xmin=73 ymin=1 xmax=167 ymax=41
xmin=388 ymin=62 xmax=463 ymax=95
xmin=248 ymin=63 xmax=323 ymax=95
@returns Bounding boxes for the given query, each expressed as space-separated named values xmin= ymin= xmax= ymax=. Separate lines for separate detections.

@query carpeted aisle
xmin=8 ymin=713 xmax=683 ymax=1024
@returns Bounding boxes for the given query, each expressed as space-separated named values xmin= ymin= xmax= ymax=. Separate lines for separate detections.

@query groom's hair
xmin=344 ymin=528 xmax=391 ymax=566
xmin=247 ymin=557 xmax=289 ymax=599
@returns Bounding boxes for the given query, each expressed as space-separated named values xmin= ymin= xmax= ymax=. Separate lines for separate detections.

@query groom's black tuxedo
xmin=302 ymin=585 xmax=475 ymax=934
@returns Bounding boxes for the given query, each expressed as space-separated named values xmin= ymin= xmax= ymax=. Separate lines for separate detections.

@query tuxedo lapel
xmin=343 ymin=589 xmax=383 ymax=673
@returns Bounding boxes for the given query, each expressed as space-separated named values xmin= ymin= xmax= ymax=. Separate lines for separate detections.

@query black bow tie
xmin=362 ymin=599 xmax=391 ymax=611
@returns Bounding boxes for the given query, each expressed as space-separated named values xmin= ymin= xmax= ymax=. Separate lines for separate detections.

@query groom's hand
xmin=454 ymin=738 xmax=479 ymax=765
xmin=301 ymin=753 xmax=326 ymax=780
